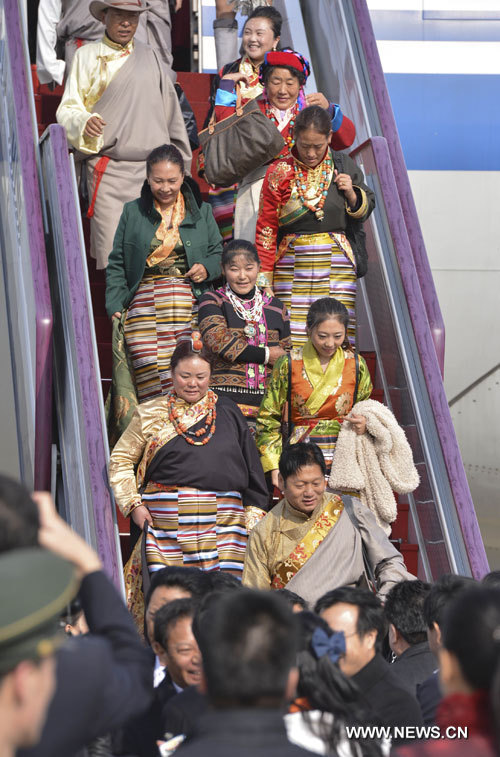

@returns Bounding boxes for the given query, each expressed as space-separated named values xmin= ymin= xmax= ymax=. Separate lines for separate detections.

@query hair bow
xmin=311 ymin=627 xmax=345 ymax=664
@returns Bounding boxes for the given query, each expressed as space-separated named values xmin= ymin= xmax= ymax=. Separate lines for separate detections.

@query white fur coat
xmin=328 ymin=399 xmax=420 ymax=534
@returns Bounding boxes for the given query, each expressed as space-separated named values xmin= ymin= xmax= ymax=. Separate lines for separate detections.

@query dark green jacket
xmin=105 ymin=181 xmax=222 ymax=317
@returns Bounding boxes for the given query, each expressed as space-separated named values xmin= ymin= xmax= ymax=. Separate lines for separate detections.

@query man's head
xmin=144 ymin=566 xmax=207 ymax=644
xmin=278 ymin=443 xmax=326 ymax=515
xmin=0 ymin=548 xmax=79 ymax=749
xmin=315 ymin=587 xmax=386 ymax=677
xmin=89 ymin=1 xmax=148 ymax=46
xmin=384 ymin=580 xmax=431 ymax=657
xmin=275 ymin=589 xmax=309 ymax=613
xmin=153 ymin=598 xmax=202 ymax=689
xmin=423 ymin=574 xmax=476 ymax=656
xmin=196 ymin=589 xmax=299 ymax=708
xmin=0 ymin=475 xmax=38 ymax=553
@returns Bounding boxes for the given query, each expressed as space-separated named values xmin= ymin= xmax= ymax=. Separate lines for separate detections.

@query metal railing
xmin=38 ymin=123 xmax=123 ymax=591
xmin=0 ymin=0 xmax=52 ymax=489
xmin=353 ymin=137 xmax=488 ymax=579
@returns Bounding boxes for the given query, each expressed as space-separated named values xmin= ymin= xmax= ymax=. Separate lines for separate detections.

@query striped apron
xmin=124 ymin=273 xmax=197 ymax=402
xmin=143 ymin=483 xmax=247 ymax=575
xmin=273 ymin=231 xmax=357 ymax=347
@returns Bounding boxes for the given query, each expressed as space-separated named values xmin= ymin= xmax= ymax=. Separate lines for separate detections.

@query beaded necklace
xmin=265 ymin=101 xmax=299 ymax=150
xmin=293 ymin=150 xmax=334 ymax=221
xmin=166 ymin=389 xmax=217 ymax=446
xmin=225 ymin=284 xmax=264 ymax=339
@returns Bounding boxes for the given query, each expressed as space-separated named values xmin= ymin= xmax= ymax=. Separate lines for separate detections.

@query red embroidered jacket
xmin=255 ymin=152 xmax=373 ymax=281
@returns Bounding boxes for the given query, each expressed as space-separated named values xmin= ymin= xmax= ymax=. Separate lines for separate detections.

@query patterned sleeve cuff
xmin=346 ymin=187 xmax=369 ymax=218
xmin=122 ymin=498 xmax=143 ymax=519
xmin=257 ymin=271 xmax=274 ymax=288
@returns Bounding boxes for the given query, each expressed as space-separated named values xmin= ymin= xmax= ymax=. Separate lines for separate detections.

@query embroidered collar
xmin=102 ymin=34 xmax=135 ymax=52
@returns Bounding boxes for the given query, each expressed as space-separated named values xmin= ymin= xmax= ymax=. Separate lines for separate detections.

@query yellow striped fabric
xmin=273 ymin=232 xmax=357 ymax=347
xmin=124 ymin=276 xmax=197 ymax=402
xmin=143 ymin=484 xmax=247 ymax=576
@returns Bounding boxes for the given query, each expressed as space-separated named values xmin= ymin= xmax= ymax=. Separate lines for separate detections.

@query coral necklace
xmin=265 ymin=101 xmax=299 ymax=150
xmin=294 ymin=151 xmax=334 ymax=221
xmin=167 ymin=390 xmax=217 ymax=446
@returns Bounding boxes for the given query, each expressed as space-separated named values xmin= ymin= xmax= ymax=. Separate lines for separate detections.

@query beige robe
xmin=59 ymin=39 xmax=191 ymax=268
xmin=242 ymin=492 xmax=415 ymax=607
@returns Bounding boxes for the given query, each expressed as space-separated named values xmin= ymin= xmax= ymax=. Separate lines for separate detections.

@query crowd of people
xmin=3 ymin=475 xmax=500 ymax=757
xmin=11 ymin=1 xmax=497 ymax=755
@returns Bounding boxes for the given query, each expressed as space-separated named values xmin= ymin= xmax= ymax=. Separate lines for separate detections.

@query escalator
xmin=1 ymin=0 xmax=488 ymax=583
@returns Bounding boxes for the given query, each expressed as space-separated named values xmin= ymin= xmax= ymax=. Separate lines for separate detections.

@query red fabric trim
xmin=87 ymin=156 xmax=110 ymax=218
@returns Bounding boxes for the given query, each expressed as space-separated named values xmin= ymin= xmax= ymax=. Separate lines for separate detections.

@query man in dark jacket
xmin=173 ymin=589 xmax=316 ymax=757
xmin=417 ymin=574 xmax=476 ymax=725
xmin=0 ymin=475 xmax=153 ymax=757
xmin=316 ymin=586 xmax=423 ymax=745
xmin=384 ymin=580 xmax=437 ymax=694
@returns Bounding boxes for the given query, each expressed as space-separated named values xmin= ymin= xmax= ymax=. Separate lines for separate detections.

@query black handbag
xmin=198 ymin=87 xmax=286 ymax=187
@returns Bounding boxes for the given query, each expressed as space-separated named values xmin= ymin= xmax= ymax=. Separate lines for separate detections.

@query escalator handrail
xmin=352 ymin=135 xmax=488 ymax=579
xmin=350 ymin=0 xmax=446 ymax=376
xmin=4 ymin=0 xmax=53 ymax=489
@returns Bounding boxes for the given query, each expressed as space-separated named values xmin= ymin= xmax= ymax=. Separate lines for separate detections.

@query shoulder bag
xmin=198 ymin=87 xmax=286 ymax=187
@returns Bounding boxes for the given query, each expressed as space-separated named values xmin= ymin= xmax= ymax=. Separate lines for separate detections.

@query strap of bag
xmin=342 ymin=494 xmax=378 ymax=593
xmin=286 ymin=352 xmax=294 ymax=441
xmin=208 ymin=82 xmax=243 ymax=134
xmin=353 ymin=352 xmax=360 ymax=407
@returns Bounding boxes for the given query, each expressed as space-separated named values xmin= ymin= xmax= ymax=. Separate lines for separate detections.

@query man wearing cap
xmin=56 ymin=0 xmax=191 ymax=269
xmin=0 ymin=549 xmax=78 ymax=756
xmin=36 ymin=0 xmax=180 ymax=88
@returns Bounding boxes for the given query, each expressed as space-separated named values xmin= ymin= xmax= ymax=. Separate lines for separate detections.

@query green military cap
xmin=0 ymin=548 xmax=79 ymax=676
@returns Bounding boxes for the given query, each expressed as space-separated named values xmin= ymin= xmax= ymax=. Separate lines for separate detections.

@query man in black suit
xmin=417 ymin=574 xmax=476 ymax=725
xmin=316 ymin=586 xmax=423 ymax=745
xmin=0 ymin=475 xmax=153 ymax=757
xmin=173 ymin=589 xmax=316 ymax=757
xmin=384 ymin=579 xmax=437 ymax=694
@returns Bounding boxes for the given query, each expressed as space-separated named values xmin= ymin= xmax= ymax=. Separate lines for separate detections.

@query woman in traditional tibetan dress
xmin=105 ymin=144 xmax=222 ymax=439
xmin=109 ymin=338 xmax=269 ymax=619
xmin=199 ymin=6 xmax=282 ymax=241
xmin=214 ymin=48 xmax=356 ymax=242
xmin=198 ymin=239 xmax=291 ymax=430
xmin=255 ymin=105 xmax=375 ymax=347
xmin=256 ymin=297 xmax=372 ymax=491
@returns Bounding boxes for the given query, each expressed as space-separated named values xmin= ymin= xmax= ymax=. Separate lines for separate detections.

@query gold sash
xmin=302 ymin=341 xmax=346 ymax=417
xmin=271 ymin=494 xmax=344 ymax=589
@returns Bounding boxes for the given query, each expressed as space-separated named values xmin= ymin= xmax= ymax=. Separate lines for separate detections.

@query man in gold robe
xmin=242 ymin=442 xmax=414 ymax=607
xmin=56 ymin=0 xmax=191 ymax=269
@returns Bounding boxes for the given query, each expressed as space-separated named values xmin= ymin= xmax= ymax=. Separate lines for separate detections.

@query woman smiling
xmin=105 ymin=144 xmax=222 ymax=440
xmin=109 ymin=338 xmax=269 ymax=619
xmin=214 ymin=48 xmax=356 ymax=242
xmin=198 ymin=239 xmax=290 ymax=429
xmin=256 ymin=297 xmax=372 ymax=490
